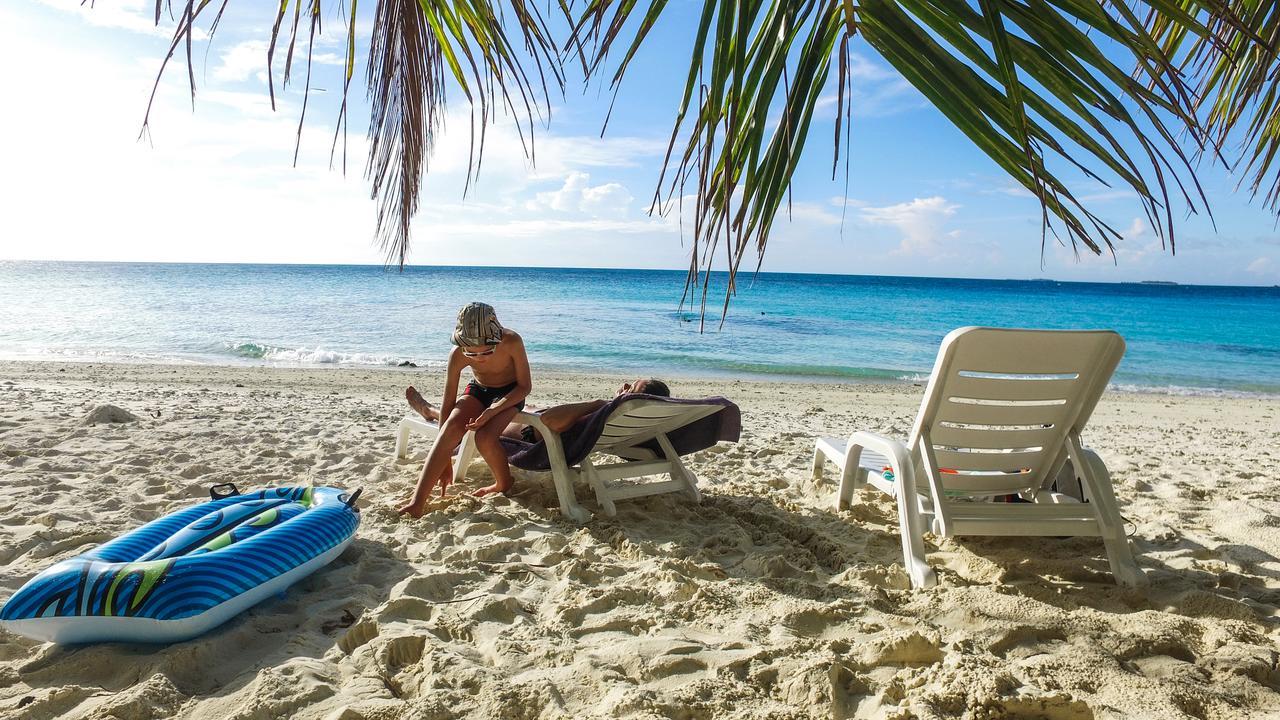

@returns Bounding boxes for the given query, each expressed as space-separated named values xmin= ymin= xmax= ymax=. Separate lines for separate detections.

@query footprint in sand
xmin=987 ymin=625 xmax=1069 ymax=659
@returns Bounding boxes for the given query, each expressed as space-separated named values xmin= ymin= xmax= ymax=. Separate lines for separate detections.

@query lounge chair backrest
xmin=909 ymin=327 xmax=1125 ymax=496
xmin=593 ymin=399 xmax=724 ymax=455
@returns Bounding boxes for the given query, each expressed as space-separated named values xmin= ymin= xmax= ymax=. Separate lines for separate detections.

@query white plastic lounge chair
xmin=394 ymin=414 xmax=480 ymax=481
xmin=394 ymin=396 xmax=739 ymax=523
xmin=811 ymin=327 xmax=1145 ymax=589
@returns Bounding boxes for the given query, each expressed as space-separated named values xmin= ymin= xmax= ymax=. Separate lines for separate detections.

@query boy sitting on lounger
xmin=404 ymin=377 xmax=670 ymax=479
xmin=397 ymin=302 xmax=531 ymax=518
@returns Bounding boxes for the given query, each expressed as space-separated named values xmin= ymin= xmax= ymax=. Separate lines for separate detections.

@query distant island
xmin=1139 ymin=280 xmax=1179 ymax=285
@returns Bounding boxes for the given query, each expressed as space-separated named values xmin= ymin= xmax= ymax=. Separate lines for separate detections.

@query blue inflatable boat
xmin=0 ymin=485 xmax=360 ymax=644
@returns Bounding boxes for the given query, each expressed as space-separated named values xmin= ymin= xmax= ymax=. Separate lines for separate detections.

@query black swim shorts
xmin=462 ymin=380 xmax=526 ymax=411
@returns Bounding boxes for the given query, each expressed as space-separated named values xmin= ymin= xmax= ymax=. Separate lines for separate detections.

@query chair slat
xmin=930 ymin=423 xmax=1059 ymax=449
xmin=936 ymin=474 xmax=1039 ymax=494
xmin=607 ymin=416 xmax=682 ymax=430
xmin=935 ymin=400 xmax=1073 ymax=427
xmin=617 ymin=404 xmax=717 ymax=420
xmin=933 ymin=447 xmax=1045 ymax=473
xmin=945 ymin=375 xmax=1078 ymax=402
xmin=602 ymin=478 xmax=686 ymax=500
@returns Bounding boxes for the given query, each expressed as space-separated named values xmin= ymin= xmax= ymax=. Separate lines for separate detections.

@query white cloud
xmin=425 ymin=217 xmax=661 ymax=239
xmin=785 ymin=202 xmax=844 ymax=227
xmin=986 ymin=184 xmax=1035 ymax=198
xmin=580 ymin=182 xmax=633 ymax=215
xmin=1247 ymin=256 xmax=1274 ymax=276
xmin=859 ymin=196 xmax=959 ymax=255
xmin=531 ymin=172 xmax=633 ymax=216
xmin=214 ymin=41 xmax=269 ymax=83
xmin=38 ymin=0 xmax=208 ymax=40
xmin=213 ymin=40 xmax=347 ymax=91
xmin=1122 ymin=217 xmax=1146 ymax=241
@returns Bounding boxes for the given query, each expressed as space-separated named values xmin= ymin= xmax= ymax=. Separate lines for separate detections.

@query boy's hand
xmin=467 ymin=408 xmax=497 ymax=430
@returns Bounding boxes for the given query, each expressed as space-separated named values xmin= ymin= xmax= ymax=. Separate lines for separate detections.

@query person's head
xmin=453 ymin=302 xmax=504 ymax=362
xmin=617 ymin=378 xmax=670 ymax=397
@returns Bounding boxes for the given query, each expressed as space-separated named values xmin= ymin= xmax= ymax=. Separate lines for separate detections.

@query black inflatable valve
xmin=342 ymin=487 xmax=363 ymax=510
xmin=209 ymin=483 xmax=241 ymax=501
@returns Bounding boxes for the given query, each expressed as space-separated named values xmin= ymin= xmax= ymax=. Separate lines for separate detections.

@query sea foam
xmin=224 ymin=342 xmax=428 ymax=368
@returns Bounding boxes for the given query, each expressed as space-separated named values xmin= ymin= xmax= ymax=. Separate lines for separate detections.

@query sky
xmin=2 ymin=0 xmax=1279 ymax=285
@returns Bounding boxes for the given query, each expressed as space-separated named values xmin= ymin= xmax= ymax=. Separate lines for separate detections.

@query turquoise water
xmin=1 ymin=261 xmax=1277 ymax=395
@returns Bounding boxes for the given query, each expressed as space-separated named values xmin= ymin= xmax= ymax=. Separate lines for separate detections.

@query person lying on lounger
xmin=404 ymin=377 xmax=670 ymax=472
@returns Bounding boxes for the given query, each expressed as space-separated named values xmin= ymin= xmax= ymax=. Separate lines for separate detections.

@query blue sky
xmin=2 ymin=0 xmax=1279 ymax=285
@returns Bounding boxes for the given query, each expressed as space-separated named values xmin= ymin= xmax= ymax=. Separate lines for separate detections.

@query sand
xmin=0 ymin=360 xmax=1277 ymax=719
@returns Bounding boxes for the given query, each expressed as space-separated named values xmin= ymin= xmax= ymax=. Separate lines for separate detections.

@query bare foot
xmin=473 ymin=479 xmax=513 ymax=498
xmin=395 ymin=500 xmax=426 ymax=518
xmin=405 ymin=386 xmax=439 ymax=423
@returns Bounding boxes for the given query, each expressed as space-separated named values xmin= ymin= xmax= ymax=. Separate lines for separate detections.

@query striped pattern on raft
xmin=0 ymin=486 xmax=358 ymax=635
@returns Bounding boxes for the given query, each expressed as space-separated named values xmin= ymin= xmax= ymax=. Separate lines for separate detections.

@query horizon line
xmin=2 ymin=258 xmax=1278 ymax=289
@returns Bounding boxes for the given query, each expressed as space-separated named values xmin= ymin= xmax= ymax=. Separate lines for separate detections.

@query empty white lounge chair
xmin=394 ymin=395 xmax=740 ymax=523
xmin=812 ymin=327 xmax=1145 ymax=589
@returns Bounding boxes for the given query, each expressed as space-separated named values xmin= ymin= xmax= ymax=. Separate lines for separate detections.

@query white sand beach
xmin=1 ymin=361 xmax=1278 ymax=719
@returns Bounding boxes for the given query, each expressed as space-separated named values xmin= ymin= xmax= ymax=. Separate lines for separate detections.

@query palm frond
xmin=366 ymin=0 xmax=440 ymax=267
xmin=139 ymin=0 xmax=565 ymax=266
xmin=364 ymin=0 xmax=566 ymax=262
xmin=571 ymin=0 xmax=1223 ymax=318
xmin=1149 ymin=2 xmax=1280 ymax=207
xmin=118 ymin=2 xmax=1280 ymax=322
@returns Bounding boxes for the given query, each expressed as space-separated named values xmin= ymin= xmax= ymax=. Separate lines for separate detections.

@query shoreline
xmin=2 ymin=358 xmax=1276 ymax=400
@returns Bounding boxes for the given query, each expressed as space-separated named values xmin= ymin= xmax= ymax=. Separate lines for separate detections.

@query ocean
xmin=1 ymin=261 xmax=1277 ymax=395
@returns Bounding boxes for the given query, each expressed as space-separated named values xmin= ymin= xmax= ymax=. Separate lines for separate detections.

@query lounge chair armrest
xmin=512 ymin=411 xmax=590 ymax=523
xmin=846 ymin=431 xmax=913 ymax=483
xmin=826 ymin=430 xmax=915 ymax=512
xmin=513 ymin=411 xmax=565 ymax=448
xmin=849 ymin=431 xmax=934 ymax=589
xmin=514 ymin=410 xmax=546 ymax=431
xmin=514 ymin=411 xmax=565 ymax=445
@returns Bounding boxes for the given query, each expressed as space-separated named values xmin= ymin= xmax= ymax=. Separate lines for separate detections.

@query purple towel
xmin=498 ymin=394 xmax=741 ymax=472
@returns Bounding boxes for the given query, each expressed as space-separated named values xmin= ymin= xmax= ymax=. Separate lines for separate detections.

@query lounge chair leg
xmin=583 ymin=459 xmax=616 ymax=517
xmin=835 ymin=444 xmax=863 ymax=511
xmin=395 ymin=420 xmax=411 ymax=459
xmin=455 ymin=431 xmax=477 ymax=483
xmin=811 ymin=447 xmax=825 ymax=482
xmin=540 ymin=429 xmax=591 ymax=523
xmin=656 ymin=433 xmax=700 ymax=503
xmin=836 ymin=474 xmax=855 ymax=511
xmin=680 ymin=465 xmax=701 ymax=503
xmin=1071 ymin=440 xmax=1146 ymax=587
xmin=553 ymin=466 xmax=592 ymax=523
xmin=893 ymin=466 xmax=937 ymax=589
xmin=1101 ymin=535 xmax=1145 ymax=587
xmin=395 ymin=416 xmax=439 ymax=460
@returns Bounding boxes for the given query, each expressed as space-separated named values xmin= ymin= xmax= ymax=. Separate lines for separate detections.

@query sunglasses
xmin=461 ymin=345 xmax=497 ymax=358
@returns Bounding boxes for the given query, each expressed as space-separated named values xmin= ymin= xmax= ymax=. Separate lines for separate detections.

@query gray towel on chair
xmin=499 ymin=394 xmax=741 ymax=472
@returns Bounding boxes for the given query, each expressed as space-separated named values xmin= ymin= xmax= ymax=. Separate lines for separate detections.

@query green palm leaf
xmin=128 ymin=2 xmax=1280 ymax=318
xmin=141 ymin=0 xmax=563 ymax=266
xmin=1148 ymin=2 xmax=1280 ymax=207
xmin=572 ymin=0 xmax=1226 ymax=315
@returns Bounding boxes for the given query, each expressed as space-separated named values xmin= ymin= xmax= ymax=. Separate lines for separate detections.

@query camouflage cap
xmin=452 ymin=302 xmax=504 ymax=346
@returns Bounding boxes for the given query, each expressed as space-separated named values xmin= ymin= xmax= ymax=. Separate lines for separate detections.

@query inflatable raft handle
xmin=342 ymin=488 xmax=363 ymax=510
xmin=209 ymin=483 xmax=241 ymax=501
